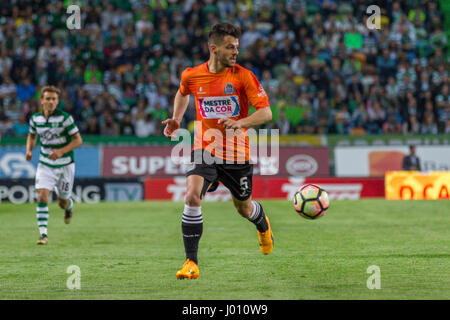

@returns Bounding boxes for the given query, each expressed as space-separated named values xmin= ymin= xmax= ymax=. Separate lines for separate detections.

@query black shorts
xmin=186 ymin=162 xmax=253 ymax=201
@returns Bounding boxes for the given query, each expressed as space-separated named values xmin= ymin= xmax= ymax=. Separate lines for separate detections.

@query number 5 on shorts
xmin=239 ymin=177 xmax=249 ymax=197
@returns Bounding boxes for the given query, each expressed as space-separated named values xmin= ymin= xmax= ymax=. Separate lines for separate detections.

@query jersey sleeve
xmin=178 ymin=68 xmax=192 ymax=96
xmin=63 ymin=115 xmax=79 ymax=136
xmin=242 ymin=70 xmax=270 ymax=109
xmin=29 ymin=117 xmax=36 ymax=134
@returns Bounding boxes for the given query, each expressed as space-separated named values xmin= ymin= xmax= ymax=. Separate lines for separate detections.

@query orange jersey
xmin=179 ymin=62 xmax=270 ymax=162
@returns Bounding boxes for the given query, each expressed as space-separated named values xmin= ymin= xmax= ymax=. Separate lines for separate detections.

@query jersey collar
xmin=41 ymin=108 xmax=61 ymax=120
xmin=204 ymin=61 xmax=230 ymax=75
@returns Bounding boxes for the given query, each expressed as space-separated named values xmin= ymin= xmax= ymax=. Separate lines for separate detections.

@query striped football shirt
xmin=29 ymin=109 xmax=79 ymax=168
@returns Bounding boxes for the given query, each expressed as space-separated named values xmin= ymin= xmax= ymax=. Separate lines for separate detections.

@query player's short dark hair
xmin=208 ymin=22 xmax=241 ymax=45
xmin=41 ymin=85 xmax=61 ymax=98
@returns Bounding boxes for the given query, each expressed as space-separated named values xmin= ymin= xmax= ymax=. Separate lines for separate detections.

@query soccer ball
xmin=293 ymin=184 xmax=330 ymax=219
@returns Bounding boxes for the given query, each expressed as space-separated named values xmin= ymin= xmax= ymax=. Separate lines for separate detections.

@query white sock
xmin=37 ymin=202 xmax=49 ymax=236
xmin=248 ymin=200 xmax=261 ymax=221
xmin=182 ymin=205 xmax=202 ymax=224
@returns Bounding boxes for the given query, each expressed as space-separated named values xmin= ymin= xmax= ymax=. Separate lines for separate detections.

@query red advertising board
xmin=144 ymin=177 xmax=384 ymax=201
xmin=272 ymin=147 xmax=329 ymax=176
xmin=102 ymin=146 xmax=330 ymax=177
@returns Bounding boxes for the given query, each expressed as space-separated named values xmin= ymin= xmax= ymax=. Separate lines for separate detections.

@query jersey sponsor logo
xmin=198 ymin=96 xmax=240 ymax=119
xmin=41 ymin=129 xmax=60 ymax=141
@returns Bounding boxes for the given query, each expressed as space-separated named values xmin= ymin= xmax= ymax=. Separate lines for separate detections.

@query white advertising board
xmin=335 ymin=146 xmax=450 ymax=177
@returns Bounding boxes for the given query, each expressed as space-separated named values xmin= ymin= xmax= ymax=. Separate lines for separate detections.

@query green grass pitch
xmin=0 ymin=199 xmax=448 ymax=300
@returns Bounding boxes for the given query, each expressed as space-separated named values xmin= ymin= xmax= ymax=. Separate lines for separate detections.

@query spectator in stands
xmin=0 ymin=48 xmax=13 ymax=75
xmin=445 ymin=119 xmax=450 ymax=134
xmin=4 ymin=101 xmax=21 ymax=122
xmin=120 ymin=114 xmax=135 ymax=136
xmin=0 ymin=76 xmax=17 ymax=102
xmin=52 ymin=38 xmax=70 ymax=70
xmin=332 ymin=104 xmax=352 ymax=134
xmin=83 ymin=76 xmax=104 ymax=100
xmin=16 ymin=77 xmax=35 ymax=102
xmin=46 ymin=53 xmax=59 ymax=85
xmin=421 ymin=111 xmax=438 ymax=134
xmin=100 ymin=112 xmax=120 ymax=136
xmin=366 ymin=101 xmax=386 ymax=134
xmin=135 ymin=113 xmax=156 ymax=137
xmin=403 ymin=114 xmax=421 ymax=134
xmin=0 ymin=0 xmax=447 ymax=136
xmin=351 ymin=102 xmax=369 ymax=131
xmin=12 ymin=113 xmax=29 ymax=136
xmin=240 ymin=23 xmax=260 ymax=53
xmin=0 ymin=114 xmax=13 ymax=137
xmin=37 ymin=38 xmax=52 ymax=69
xmin=277 ymin=109 xmax=290 ymax=135
xmin=402 ymin=145 xmax=421 ymax=171
xmin=135 ymin=10 xmax=154 ymax=39
xmin=436 ymin=84 xmax=449 ymax=126
xmin=314 ymin=99 xmax=331 ymax=133
xmin=85 ymin=116 xmax=101 ymax=135
xmin=79 ymin=99 xmax=95 ymax=133
xmin=383 ymin=113 xmax=402 ymax=134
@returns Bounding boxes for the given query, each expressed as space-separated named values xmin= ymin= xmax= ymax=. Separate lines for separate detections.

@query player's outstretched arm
xmin=49 ymin=132 xmax=83 ymax=160
xmin=219 ymin=106 xmax=272 ymax=129
xmin=162 ymin=89 xmax=190 ymax=138
xmin=26 ymin=133 xmax=37 ymax=161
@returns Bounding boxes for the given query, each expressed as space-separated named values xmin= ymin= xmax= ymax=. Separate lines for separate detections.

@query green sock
xmin=36 ymin=202 xmax=48 ymax=236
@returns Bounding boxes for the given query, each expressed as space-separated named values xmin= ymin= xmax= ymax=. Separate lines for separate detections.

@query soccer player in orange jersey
xmin=162 ymin=22 xmax=274 ymax=279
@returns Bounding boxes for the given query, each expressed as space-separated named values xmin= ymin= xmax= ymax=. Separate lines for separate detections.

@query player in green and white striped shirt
xmin=26 ymin=86 xmax=83 ymax=245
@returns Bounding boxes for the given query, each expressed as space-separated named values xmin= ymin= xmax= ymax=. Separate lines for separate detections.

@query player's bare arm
xmin=162 ymin=89 xmax=190 ymax=138
xmin=26 ymin=133 xmax=37 ymax=161
xmin=48 ymin=132 xmax=83 ymax=160
xmin=218 ymin=106 xmax=272 ymax=129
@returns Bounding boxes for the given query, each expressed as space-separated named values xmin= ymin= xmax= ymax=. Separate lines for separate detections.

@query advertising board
xmin=143 ymin=177 xmax=384 ymax=201
xmin=335 ymin=146 xmax=450 ymax=177
xmin=0 ymin=147 xmax=101 ymax=178
xmin=385 ymin=171 xmax=450 ymax=200
xmin=102 ymin=146 xmax=330 ymax=177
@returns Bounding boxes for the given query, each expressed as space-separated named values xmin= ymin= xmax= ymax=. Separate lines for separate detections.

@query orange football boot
xmin=176 ymin=259 xmax=199 ymax=279
xmin=258 ymin=216 xmax=274 ymax=255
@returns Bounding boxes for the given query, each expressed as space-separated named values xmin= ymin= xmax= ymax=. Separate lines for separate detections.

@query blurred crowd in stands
xmin=0 ymin=0 xmax=449 ymax=138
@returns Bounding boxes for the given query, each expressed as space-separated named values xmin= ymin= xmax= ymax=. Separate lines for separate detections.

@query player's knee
xmin=37 ymin=193 xmax=48 ymax=204
xmin=37 ymin=196 xmax=48 ymax=204
xmin=185 ymin=190 xmax=202 ymax=207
